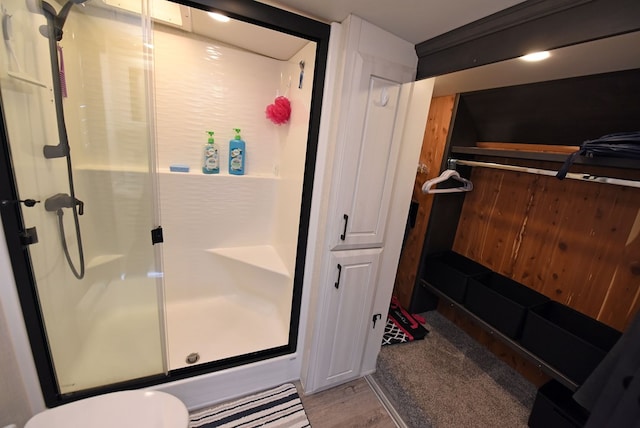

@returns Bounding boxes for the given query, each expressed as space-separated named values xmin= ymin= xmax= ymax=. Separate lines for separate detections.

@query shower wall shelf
xmin=207 ymin=245 xmax=290 ymax=278
xmin=86 ymin=254 xmax=124 ymax=270
xmin=78 ymin=165 xmax=150 ymax=173
xmin=7 ymin=70 xmax=47 ymax=88
xmin=78 ymin=166 xmax=284 ymax=178
xmin=159 ymin=168 xmax=283 ymax=179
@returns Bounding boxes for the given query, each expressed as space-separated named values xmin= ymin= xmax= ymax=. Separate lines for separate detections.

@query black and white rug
xmin=189 ymin=383 xmax=310 ymax=428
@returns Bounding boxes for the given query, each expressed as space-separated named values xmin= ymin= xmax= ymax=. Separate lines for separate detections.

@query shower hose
xmin=56 ymin=152 xmax=85 ymax=280
xmin=56 ymin=204 xmax=85 ymax=280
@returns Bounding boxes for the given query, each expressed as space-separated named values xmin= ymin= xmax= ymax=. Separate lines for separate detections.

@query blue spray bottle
xmin=229 ymin=128 xmax=245 ymax=175
xmin=202 ymin=131 xmax=219 ymax=174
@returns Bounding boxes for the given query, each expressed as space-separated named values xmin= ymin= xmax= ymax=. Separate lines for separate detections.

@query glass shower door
xmin=0 ymin=0 xmax=165 ymax=393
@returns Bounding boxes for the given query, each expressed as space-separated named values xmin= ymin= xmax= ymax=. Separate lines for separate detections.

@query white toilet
xmin=25 ymin=390 xmax=189 ymax=428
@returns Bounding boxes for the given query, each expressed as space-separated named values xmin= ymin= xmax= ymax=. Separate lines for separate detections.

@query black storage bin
xmin=423 ymin=251 xmax=490 ymax=302
xmin=528 ymin=380 xmax=589 ymax=427
xmin=464 ymin=272 xmax=549 ymax=339
xmin=520 ymin=301 xmax=621 ymax=385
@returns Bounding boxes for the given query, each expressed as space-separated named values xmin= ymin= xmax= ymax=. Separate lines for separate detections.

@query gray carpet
xmin=372 ymin=311 xmax=536 ymax=428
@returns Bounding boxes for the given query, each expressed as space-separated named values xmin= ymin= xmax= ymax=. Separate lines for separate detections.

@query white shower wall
xmin=153 ymin=25 xmax=314 ymax=369
xmin=153 ymin=24 xmax=313 ymax=258
xmin=154 ymin=26 xmax=283 ymax=175
xmin=272 ymin=42 xmax=317 ymax=277
xmin=60 ymin=7 xmax=315 ymax=307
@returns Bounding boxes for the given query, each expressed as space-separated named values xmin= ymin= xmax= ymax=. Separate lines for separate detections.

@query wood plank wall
xmin=393 ymin=95 xmax=456 ymax=309
xmin=393 ymin=93 xmax=640 ymax=387
xmin=453 ymin=158 xmax=640 ymax=331
xmin=439 ymin=158 xmax=640 ymax=387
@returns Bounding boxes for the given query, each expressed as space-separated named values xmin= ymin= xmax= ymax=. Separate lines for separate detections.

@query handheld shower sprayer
xmin=38 ymin=0 xmax=88 ymax=279
xmin=40 ymin=0 xmax=89 ymax=159
xmin=44 ymin=193 xmax=84 ymax=215
xmin=39 ymin=0 xmax=88 ymax=42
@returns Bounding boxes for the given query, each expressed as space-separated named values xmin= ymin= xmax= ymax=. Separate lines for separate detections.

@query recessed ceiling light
xmin=520 ymin=51 xmax=551 ymax=62
xmin=208 ymin=12 xmax=230 ymax=23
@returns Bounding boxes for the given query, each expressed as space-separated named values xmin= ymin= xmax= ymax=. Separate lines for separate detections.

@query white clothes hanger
xmin=421 ymin=169 xmax=473 ymax=194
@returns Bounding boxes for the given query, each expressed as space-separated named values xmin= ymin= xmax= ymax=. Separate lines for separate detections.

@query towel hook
xmin=298 ymin=60 xmax=305 ymax=89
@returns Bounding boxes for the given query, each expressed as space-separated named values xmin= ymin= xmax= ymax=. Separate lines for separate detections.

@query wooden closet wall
xmin=443 ymin=158 xmax=640 ymax=385
xmin=453 ymin=159 xmax=640 ymax=331
xmin=393 ymin=70 xmax=640 ymax=386
xmin=394 ymin=95 xmax=455 ymax=308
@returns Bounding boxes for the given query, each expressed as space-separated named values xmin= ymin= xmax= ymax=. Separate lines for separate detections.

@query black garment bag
xmin=556 ymin=132 xmax=640 ymax=179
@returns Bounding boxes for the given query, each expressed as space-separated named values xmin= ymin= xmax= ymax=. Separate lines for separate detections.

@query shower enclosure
xmin=0 ymin=0 xmax=327 ymax=405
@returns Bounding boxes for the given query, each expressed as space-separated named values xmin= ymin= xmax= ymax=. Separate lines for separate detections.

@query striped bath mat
xmin=189 ymin=383 xmax=310 ymax=428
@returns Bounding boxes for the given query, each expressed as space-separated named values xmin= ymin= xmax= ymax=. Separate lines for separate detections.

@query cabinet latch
xmin=372 ymin=313 xmax=382 ymax=328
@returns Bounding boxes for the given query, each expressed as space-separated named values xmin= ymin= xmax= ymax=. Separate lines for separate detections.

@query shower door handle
xmin=334 ymin=264 xmax=342 ymax=289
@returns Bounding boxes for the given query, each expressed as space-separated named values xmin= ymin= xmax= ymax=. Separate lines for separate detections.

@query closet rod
xmin=448 ymin=158 xmax=640 ymax=189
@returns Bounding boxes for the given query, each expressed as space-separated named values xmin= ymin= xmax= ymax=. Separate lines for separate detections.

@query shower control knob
xmin=1 ymin=198 xmax=40 ymax=207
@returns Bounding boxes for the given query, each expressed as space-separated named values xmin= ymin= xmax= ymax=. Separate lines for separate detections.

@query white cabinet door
xmin=330 ymin=54 xmax=415 ymax=251
xmin=312 ymin=248 xmax=381 ymax=389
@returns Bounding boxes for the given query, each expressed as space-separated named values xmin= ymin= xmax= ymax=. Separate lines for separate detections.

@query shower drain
xmin=186 ymin=352 xmax=200 ymax=364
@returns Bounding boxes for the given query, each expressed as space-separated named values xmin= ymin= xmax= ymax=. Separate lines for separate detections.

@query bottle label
xmin=204 ymin=146 xmax=219 ymax=170
xmin=230 ymin=148 xmax=243 ymax=171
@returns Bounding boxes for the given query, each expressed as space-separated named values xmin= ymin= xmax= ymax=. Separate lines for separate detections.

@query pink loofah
xmin=266 ymin=96 xmax=291 ymax=125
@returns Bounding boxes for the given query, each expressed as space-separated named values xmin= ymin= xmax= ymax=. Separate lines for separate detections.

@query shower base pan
xmin=58 ymin=284 xmax=288 ymax=393
xmin=165 ymin=293 xmax=289 ymax=370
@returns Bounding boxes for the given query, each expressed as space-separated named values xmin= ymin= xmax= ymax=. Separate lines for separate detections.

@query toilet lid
xmin=26 ymin=390 xmax=189 ymax=428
